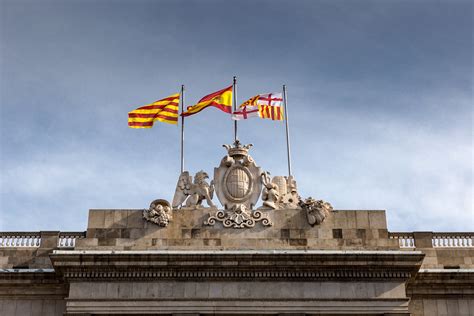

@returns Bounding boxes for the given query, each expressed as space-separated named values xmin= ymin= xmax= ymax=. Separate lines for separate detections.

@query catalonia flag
xmin=128 ymin=93 xmax=180 ymax=128
xmin=182 ymin=85 xmax=232 ymax=117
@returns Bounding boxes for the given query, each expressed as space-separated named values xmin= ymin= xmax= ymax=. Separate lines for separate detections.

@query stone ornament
xmin=213 ymin=141 xmax=262 ymax=210
xmin=261 ymin=173 xmax=300 ymax=209
xmin=261 ymin=172 xmax=280 ymax=209
xmin=143 ymin=199 xmax=172 ymax=227
xmin=204 ymin=205 xmax=272 ymax=229
xmin=172 ymin=171 xmax=215 ymax=208
xmin=299 ymin=197 xmax=333 ymax=226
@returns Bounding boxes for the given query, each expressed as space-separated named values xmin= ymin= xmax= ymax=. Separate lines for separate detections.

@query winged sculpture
xmin=172 ymin=171 xmax=216 ymax=208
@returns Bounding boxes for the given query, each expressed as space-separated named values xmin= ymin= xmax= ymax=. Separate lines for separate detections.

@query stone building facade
xmin=0 ymin=208 xmax=473 ymax=315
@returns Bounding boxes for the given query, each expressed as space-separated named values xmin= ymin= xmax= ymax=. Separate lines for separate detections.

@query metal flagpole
xmin=180 ymin=85 xmax=185 ymax=173
xmin=283 ymin=84 xmax=292 ymax=176
xmin=233 ymin=76 xmax=238 ymax=143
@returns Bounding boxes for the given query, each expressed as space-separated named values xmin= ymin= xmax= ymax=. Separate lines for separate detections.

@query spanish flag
xmin=128 ymin=93 xmax=180 ymax=128
xmin=182 ymin=85 xmax=232 ymax=117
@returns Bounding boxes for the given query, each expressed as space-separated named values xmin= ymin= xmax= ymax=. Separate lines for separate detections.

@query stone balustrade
xmin=1 ymin=230 xmax=472 ymax=249
xmin=58 ymin=232 xmax=86 ymax=248
xmin=389 ymin=232 xmax=415 ymax=248
xmin=0 ymin=232 xmax=41 ymax=247
xmin=431 ymin=232 xmax=474 ymax=248
xmin=0 ymin=231 xmax=85 ymax=248
xmin=389 ymin=231 xmax=474 ymax=248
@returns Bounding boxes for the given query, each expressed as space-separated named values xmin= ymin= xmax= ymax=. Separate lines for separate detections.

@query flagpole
xmin=180 ymin=84 xmax=185 ymax=173
xmin=283 ymin=85 xmax=292 ymax=176
xmin=233 ymin=76 xmax=238 ymax=143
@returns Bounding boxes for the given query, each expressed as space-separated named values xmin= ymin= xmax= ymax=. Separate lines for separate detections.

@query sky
xmin=0 ymin=0 xmax=472 ymax=232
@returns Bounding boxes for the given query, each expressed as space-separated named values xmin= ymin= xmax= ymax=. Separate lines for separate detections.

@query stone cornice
xmin=51 ymin=250 xmax=424 ymax=282
xmin=407 ymin=268 xmax=474 ymax=298
xmin=0 ymin=269 xmax=67 ymax=298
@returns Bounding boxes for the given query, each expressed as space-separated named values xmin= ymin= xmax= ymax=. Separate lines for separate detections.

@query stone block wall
xmin=79 ymin=208 xmax=398 ymax=250
xmin=0 ymin=231 xmax=60 ymax=269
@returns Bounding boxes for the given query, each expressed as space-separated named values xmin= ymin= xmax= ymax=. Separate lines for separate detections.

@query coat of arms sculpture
xmin=143 ymin=140 xmax=333 ymax=228
xmin=214 ymin=141 xmax=261 ymax=210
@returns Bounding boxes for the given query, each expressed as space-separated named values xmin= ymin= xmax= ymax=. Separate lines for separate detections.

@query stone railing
xmin=0 ymin=232 xmax=41 ymax=247
xmin=431 ymin=232 xmax=474 ymax=248
xmin=388 ymin=232 xmax=415 ymax=248
xmin=389 ymin=232 xmax=474 ymax=248
xmin=0 ymin=231 xmax=86 ymax=248
xmin=58 ymin=232 xmax=86 ymax=248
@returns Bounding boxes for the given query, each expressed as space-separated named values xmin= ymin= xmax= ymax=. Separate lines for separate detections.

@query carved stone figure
xmin=172 ymin=171 xmax=215 ymax=208
xmin=260 ymin=174 xmax=299 ymax=209
xmin=261 ymin=172 xmax=280 ymax=209
xmin=214 ymin=141 xmax=262 ymax=210
xmin=143 ymin=199 xmax=172 ymax=227
xmin=280 ymin=175 xmax=299 ymax=208
xmin=299 ymin=197 xmax=333 ymax=226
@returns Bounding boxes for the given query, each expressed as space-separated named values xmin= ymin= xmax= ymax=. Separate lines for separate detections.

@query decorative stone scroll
xmin=143 ymin=199 xmax=173 ymax=227
xmin=204 ymin=205 xmax=272 ymax=229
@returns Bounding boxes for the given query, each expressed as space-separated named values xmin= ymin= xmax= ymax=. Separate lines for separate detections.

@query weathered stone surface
xmin=77 ymin=208 xmax=398 ymax=251
xmin=0 ymin=208 xmax=472 ymax=315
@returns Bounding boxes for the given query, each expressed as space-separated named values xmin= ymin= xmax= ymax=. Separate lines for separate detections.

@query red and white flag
xmin=233 ymin=93 xmax=284 ymax=121
xmin=240 ymin=93 xmax=283 ymax=108
xmin=232 ymin=105 xmax=260 ymax=120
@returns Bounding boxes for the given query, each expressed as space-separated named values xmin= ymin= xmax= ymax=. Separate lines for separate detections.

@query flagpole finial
xmin=233 ymin=76 xmax=237 ymax=83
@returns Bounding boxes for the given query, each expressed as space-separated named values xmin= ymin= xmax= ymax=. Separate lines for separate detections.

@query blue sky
xmin=0 ymin=0 xmax=472 ymax=231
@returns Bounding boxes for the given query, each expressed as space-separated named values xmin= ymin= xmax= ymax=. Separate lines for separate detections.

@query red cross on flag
xmin=232 ymin=105 xmax=260 ymax=120
xmin=233 ymin=93 xmax=284 ymax=121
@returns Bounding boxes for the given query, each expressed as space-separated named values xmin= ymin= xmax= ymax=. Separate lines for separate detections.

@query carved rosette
xmin=214 ymin=141 xmax=262 ymax=210
xmin=204 ymin=205 xmax=272 ymax=229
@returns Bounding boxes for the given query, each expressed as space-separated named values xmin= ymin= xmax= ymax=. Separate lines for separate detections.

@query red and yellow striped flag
xmin=259 ymin=105 xmax=284 ymax=121
xmin=128 ymin=93 xmax=180 ymax=128
xmin=181 ymin=85 xmax=232 ymax=117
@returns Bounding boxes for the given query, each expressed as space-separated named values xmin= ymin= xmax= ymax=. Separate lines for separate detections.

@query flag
xmin=181 ymin=85 xmax=232 ymax=117
xmin=128 ymin=93 xmax=180 ymax=128
xmin=232 ymin=105 xmax=260 ymax=120
xmin=237 ymin=92 xmax=284 ymax=121
xmin=240 ymin=92 xmax=283 ymax=108
xmin=259 ymin=104 xmax=284 ymax=121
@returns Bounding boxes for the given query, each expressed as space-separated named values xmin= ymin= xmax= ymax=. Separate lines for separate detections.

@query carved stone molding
xmin=51 ymin=250 xmax=425 ymax=282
